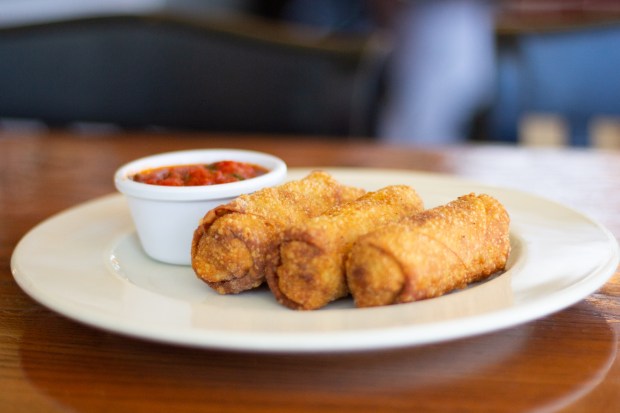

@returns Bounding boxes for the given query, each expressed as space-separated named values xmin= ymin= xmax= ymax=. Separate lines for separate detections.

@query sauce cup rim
xmin=114 ymin=148 xmax=287 ymax=201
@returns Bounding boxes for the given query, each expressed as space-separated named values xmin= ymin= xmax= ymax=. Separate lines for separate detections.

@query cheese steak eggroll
xmin=191 ymin=171 xmax=365 ymax=294
xmin=268 ymin=185 xmax=424 ymax=310
xmin=346 ymin=193 xmax=510 ymax=308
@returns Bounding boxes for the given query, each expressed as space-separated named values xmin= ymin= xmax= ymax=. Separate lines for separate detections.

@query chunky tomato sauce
xmin=132 ymin=160 xmax=269 ymax=186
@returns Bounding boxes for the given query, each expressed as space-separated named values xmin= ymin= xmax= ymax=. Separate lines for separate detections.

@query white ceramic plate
xmin=11 ymin=168 xmax=620 ymax=353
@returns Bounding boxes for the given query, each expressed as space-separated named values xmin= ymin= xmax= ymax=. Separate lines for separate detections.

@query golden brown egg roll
xmin=268 ymin=185 xmax=425 ymax=310
xmin=345 ymin=193 xmax=510 ymax=308
xmin=191 ymin=171 xmax=365 ymax=294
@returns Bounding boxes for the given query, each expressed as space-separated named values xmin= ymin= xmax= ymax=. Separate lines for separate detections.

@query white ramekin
xmin=114 ymin=149 xmax=287 ymax=265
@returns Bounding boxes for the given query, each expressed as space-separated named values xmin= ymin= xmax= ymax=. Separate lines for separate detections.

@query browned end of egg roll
xmin=191 ymin=171 xmax=365 ymax=294
xmin=345 ymin=193 xmax=510 ymax=308
xmin=268 ymin=185 xmax=425 ymax=310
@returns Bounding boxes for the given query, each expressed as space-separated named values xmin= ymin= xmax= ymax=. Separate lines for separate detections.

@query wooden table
xmin=2 ymin=130 xmax=620 ymax=412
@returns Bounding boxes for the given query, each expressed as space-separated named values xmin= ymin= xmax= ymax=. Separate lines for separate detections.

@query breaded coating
xmin=191 ymin=171 xmax=365 ymax=294
xmin=345 ymin=193 xmax=510 ymax=308
xmin=268 ymin=185 xmax=425 ymax=310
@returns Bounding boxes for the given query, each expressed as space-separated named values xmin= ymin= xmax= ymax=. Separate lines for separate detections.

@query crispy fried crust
xmin=268 ymin=185 xmax=425 ymax=310
xmin=345 ymin=193 xmax=510 ymax=308
xmin=191 ymin=171 xmax=365 ymax=294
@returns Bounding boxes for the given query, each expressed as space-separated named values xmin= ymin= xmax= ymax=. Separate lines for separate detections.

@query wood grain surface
xmin=1 ymin=130 xmax=619 ymax=412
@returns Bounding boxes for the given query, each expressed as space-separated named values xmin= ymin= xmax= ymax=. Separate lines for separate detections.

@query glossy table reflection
xmin=2 ymin=130 xmax=620 ymax=412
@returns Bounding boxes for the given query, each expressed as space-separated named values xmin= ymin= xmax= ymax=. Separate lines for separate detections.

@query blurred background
xmin=1 ymin=0 xmax=620 ymax=147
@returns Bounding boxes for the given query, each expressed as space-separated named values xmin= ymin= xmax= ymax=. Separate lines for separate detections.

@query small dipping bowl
xmin=114 ymin=149 xmax=287 ymax=265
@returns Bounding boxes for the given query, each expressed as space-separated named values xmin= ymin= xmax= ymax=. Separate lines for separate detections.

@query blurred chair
xmin=486 ymin=9 xmax=620 ymax=147
xmin=0 ymin=13 xmax=388 ymax=137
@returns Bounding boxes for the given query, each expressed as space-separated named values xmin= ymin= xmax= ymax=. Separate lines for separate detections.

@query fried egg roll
xmin=268 ymin=185 xmax=424 ymax=310
xmin=346 ymin=193 xmax=510 ymax=308
xmin=191 ymin=171 xmax=365 ymax=294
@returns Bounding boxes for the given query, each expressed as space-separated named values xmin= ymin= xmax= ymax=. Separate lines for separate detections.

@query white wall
xmin=0 ymin=0 xmax=252 ymax=27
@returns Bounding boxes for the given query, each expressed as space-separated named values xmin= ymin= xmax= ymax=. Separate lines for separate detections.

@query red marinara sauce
xmin=132 ymin=160 xmax=269 ymax=186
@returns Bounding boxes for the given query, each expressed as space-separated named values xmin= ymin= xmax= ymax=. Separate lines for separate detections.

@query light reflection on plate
xmin=10 ymin=168 xmax=620 ymax=353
